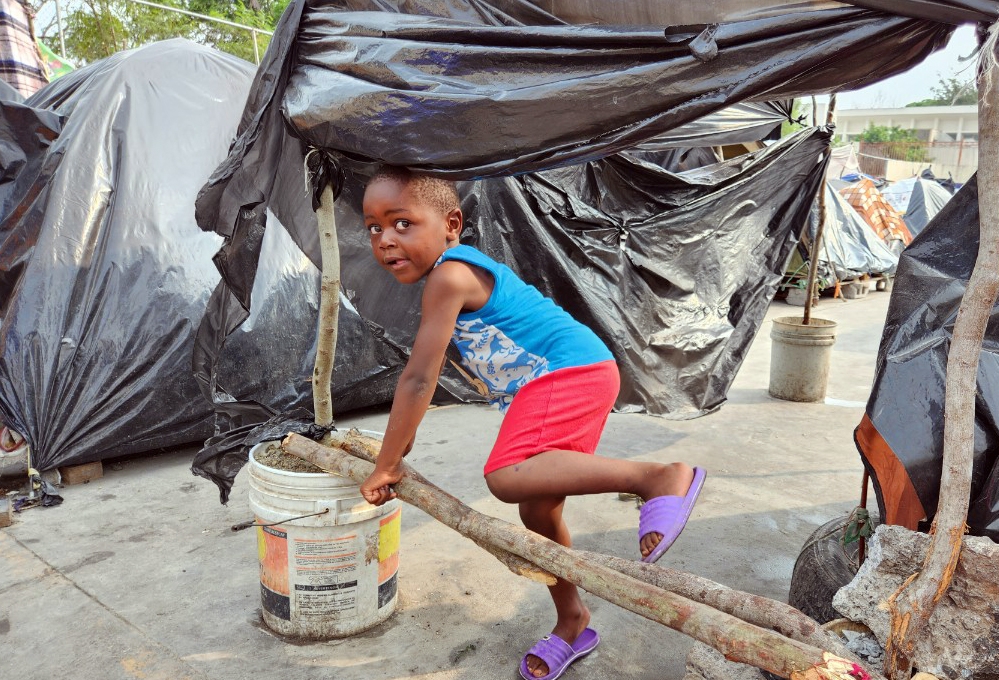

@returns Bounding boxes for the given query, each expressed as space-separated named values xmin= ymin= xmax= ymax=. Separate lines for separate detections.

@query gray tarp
xmin=813 ymin=183 xmax=899 ymax=280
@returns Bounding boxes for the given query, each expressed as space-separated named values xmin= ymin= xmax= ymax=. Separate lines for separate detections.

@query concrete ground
xmin=1 ymin=292 xmax=890 ymax=680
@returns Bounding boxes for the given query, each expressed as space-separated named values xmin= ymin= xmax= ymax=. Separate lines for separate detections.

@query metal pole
xmin=803 ymin=94 xmax=837 ymax=326
xmin=252 ymin=28 xmax=260 ymax=64
xmin=54 ymin=0 xmax=67 ymax=58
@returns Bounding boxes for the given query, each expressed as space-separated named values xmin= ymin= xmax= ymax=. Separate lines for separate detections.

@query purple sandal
xmin=519 ymin=627 xmax=600 ymax=680
xmin=638 ymin=467 xmax=706 ymax=563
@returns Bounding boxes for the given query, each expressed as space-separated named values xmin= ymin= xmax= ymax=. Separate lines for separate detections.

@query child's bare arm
xmin=360 ymin=263 xmax=472 ymax=505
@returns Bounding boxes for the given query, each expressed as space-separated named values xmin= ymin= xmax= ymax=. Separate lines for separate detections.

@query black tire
xmin=788 ymin=512 xmax=879 ymax=624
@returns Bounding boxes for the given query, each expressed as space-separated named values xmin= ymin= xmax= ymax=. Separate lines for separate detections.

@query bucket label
xmin=377 ymin=508 xmax=401 ymax=608
xmin=258 ymin=523 xmax=291 ymax=620
xmin=290 ymin=533 xmax=359 ymax=617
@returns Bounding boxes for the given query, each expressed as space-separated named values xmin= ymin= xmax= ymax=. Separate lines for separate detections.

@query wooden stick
xmin=803 ymin=94 xmax=836 ymax=325
xmin=283 ymin=433 xmax=878 ymax=680
xmin=312 ymin=183 xmax=340 ymax=428
xmin=884 ymin=25 xmax=999 ymax=679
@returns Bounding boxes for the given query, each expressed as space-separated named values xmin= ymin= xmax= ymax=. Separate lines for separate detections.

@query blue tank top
xmin=437 ymin=245 xmax=613 ymax=411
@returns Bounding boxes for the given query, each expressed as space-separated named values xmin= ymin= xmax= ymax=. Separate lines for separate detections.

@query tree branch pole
xmin=317 ymin=430 xmax=859 ymax=661
xmin=803 ymin=94 xmax=836 ymax=325
xmin=283 ymin=433 xmax=879 ymax=680
xmin=884 ymin=25 xmax=999 ymax=679
xmin=312 ymin=183 xmax=340 ymax=428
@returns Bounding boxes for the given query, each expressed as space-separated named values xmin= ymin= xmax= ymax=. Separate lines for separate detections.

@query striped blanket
xmin=0 ymin=0 xmax=47 ymax=98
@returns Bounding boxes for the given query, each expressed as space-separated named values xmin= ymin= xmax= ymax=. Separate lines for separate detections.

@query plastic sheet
xmin=857 ymin=175 xmax=999 ymax=540
xmin=192 ymin=127 xmax=833 ymax=499
xmin=0 ymin=41 xmax=256 ymax=470
xmin=880 ymin=177 xmax=955 ymax=237
xmin=809 ymin=183 xmax=898 ymax=281
xmin=197 ymin=0 xmax=963 ymax=324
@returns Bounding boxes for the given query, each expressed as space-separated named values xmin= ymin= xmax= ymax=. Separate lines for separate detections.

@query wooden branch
xmin=803 ymin=94 xmax=836 ymax=325
xmin=312 ymin=183 xmax=340 ymax=428
xmin=282 ymin=433 xmax=879 ymax=680
xmin=322 ymin=429 xmax=557 ymax=585
xmin=326 ymin=428 xmax=857 ymax=659
xmin=574 ymin=550 xmax=859 ymax=662
xmin=884 ymin=29 xmax=999 ymax=679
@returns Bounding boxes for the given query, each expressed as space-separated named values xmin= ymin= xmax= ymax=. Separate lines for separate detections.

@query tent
xmin=0 ymin=40 xmax=405 ymax=471
xmin=839 ymin=178 xmax=914 ymax=252
xmin=813 ymin=183 xmax=898 ymax=283
xmin=881 ymin=176 xmax=956 ymax=237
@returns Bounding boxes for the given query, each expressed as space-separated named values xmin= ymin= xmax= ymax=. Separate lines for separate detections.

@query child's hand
xmin=360 ymin=468 xmax=402 ymax=506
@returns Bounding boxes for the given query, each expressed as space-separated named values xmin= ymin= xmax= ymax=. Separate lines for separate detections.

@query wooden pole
xmin=312 ymin=183 xmax=340 ymax=428
xmin=803 ymin=94 xmax=836 ymax=325
xmin=282 ymin=433 xmax=880 ymax=680
xmin=883 ymin=25 xmax=999 ymax=679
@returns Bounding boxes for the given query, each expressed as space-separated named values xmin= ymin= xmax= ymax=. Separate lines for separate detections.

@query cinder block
xmin=57 ymin=461 xmax=103 ymax=485
xmin=0 ymin=495 xmax=13 ymax=528
xmin=841 ymin=281 xmax=868 ymax=299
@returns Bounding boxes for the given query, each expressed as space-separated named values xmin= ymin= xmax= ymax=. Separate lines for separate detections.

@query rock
xmin=832 ymin=524 xmax=999 ymax=679
xmin=685 ymin=642 xmax=765 ymax=680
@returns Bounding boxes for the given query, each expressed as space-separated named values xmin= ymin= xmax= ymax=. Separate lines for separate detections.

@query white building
xmin=814 ymin=103 xmax=977 ymax=182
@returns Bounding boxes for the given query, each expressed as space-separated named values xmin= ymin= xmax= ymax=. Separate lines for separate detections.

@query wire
xmin=231 ymin=508 xmax=330 ymax=532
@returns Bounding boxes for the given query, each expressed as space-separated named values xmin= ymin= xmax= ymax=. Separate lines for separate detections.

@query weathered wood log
xmin=575 ymin=550 xmax=858 ymax=662
xmin=327 ymin=428 xmax=857 ymax=659
xmin=884 ymin=26 xmax=999 ymax=679
xmin=312 ymin=182 xmax=340 ymax=428
xmin=282 ymin=433 xmax=878 ymax=680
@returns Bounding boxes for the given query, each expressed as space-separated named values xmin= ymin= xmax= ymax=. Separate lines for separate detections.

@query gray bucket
xmin=768 ymin=316 xmax=838 ymax=402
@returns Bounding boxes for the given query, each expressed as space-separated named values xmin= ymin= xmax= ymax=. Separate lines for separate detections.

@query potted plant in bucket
xmin=247 ymin=176 xmax=402 ymax=640
xmin=769 ymin=97 xmax=839 ymax=403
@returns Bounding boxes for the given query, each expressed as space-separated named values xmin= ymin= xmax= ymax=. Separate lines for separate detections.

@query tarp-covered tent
xmin=191 ymin=0 xmax=993 ymax=494
xmin=881 ymin=176 xmax=956 ymax=237
xmin=0 ymin=40 xmax=407 ymax=471
xmin=839 ymin=178 xmax=915 ymax=251
xmin=811 ymin=183 xmax=899 ymax=282
xmin=855 ymin=176 xmax=999 ymax=540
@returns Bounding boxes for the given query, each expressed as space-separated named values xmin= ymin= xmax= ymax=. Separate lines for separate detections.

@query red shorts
xmin=483 ymin=360 xmax=620 ymax=476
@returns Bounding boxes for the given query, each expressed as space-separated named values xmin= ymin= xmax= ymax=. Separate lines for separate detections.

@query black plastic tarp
xmin=196 ymin=0 xmax=964 ymax=301
xmin=0 ymin=40 xmax=404 ymax=471
xmin=189 ymin=0 xmax=987 ymax=496
xmin=194 ymin=126 xmax=833 ymax=500
xmin=857 ymin=175 xmax=999 ymax=540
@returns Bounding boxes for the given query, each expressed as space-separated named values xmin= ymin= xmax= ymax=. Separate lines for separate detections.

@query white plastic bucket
xmin=768 ymin=316 xmax=838 ymax=403
xmin=248 ymin=435 xmax=401 ymax=639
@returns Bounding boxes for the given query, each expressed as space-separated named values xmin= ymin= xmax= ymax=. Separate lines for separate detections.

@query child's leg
xmin=518 ymin=497 xmax=589 ymax=679
xmin=486 ymin=450 xmax=694 ymax=558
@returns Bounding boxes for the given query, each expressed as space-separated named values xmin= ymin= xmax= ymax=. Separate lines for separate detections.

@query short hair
xmin=366 ymin=165 xmax=460 ymax=216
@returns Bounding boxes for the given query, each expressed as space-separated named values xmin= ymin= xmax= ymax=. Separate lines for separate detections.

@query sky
xmin=830 ymin=24 xmax=979 ymax=110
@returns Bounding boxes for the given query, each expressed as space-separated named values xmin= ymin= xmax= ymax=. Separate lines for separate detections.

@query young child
xmin=358 ymin=166 xmax=705 ymax=680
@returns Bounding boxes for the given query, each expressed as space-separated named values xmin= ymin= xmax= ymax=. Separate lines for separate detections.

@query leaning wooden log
xmin=282 ymin=433 xmax=878 ymax=680
xmin=884 ymin=24 xmax=999 ymax=679
xmin=325 ymin=428 xmax=856 ymax=660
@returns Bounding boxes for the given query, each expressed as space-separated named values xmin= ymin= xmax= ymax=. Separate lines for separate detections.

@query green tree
xmin=906 ymin=74 xmax=977 ymax=107
xmin=31 ymin=0 xmax=289 ymax=66
xmin=856 ymin=124 xmax=930 ymax=162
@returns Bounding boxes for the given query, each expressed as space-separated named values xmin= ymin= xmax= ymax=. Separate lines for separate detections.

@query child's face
xmin=363 ymin=178 xmax=461 ymax=284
